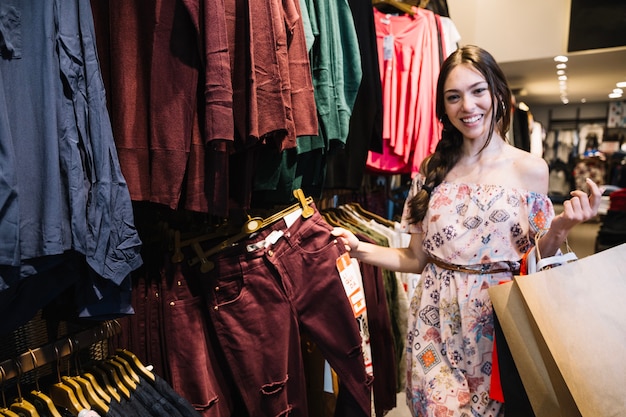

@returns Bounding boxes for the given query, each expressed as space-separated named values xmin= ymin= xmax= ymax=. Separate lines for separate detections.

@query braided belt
xmin=426 ymin=256 xmax=519 ymax=275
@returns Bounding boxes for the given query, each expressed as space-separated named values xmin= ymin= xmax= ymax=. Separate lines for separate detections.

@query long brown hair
xmin=408 ymin=45 xmax=513 ymax=223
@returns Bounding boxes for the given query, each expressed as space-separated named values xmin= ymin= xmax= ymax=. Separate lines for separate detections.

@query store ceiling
xmin=499 ymin=47 xmax=626 ymax=107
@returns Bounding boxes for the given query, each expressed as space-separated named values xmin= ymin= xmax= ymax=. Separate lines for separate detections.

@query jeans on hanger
xmin=204 ymin=206 xmax=372 ymax=417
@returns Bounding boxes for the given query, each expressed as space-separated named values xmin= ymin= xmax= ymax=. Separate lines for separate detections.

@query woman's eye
xmin=474 ymin=87 xmax=487 ymax=94
xmin=445 ymin=94 xmax=460 ymax=102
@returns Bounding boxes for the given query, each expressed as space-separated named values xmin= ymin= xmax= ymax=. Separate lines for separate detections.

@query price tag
xmin=336 ymin=252 xmax=373 ymax=375
xmin=383 ymin=34 xmax=394 ymax=61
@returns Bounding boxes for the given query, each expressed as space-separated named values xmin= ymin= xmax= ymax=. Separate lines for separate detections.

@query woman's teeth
xmin=462 ymin=115 xmax=482 ymax=123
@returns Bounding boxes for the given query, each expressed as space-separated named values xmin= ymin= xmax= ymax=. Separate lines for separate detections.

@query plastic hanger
xmin=8 ymin=359 xmax=40 ymax=417
xmin=104 ymin=359 xmax=136 ymax=392
xmin=81 ymin=372 xmax=113 ymax=404
xmin=25 ymin=349 xmax=63 ymax=417
xmin=60 ymin=377 xmax=91 ymax=411
xmin=67 ymin=339 xmax=109 ymax=415
xmin=48 ymin=344 xmax=86 ymax=416
xmin=110 ymin=357 xmax=140 ymax=385
xmin=0 ymin=366 xmax=20 ymax=417
xmin=114 ymin=349 xmax=155 ymax=383
xmin=347 ymin=202 xmax=395 ymax=228
xmin=170 ymin=220 xmax=240 ymax=263
xmin=89 ymin=365 xmax=125 ymax=402
xmin=188 ymin=189 xmax=314 ymax=272
xmin=372 ymin=0 xmax=416 ymax=16
xmin=94 ymin=362 xmax=131 ymax=400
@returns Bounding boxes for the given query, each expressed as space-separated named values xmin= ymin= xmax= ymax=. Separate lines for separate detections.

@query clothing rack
xmin=0 ymin=320 xmax=120 ymax=384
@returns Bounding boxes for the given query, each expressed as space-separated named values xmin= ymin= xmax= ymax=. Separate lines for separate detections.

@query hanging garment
xmin=325 ymin=0 xmax=385 ymax=190
xmin=0 ymin=0 xmax=142 ymax=329
xmin=203 ymin=205 xmax=372 ymax=416
xmin=89 ymin=0 xmax=234 ymax=216
xmin=366 ymin=6 xmax=442 ymax=175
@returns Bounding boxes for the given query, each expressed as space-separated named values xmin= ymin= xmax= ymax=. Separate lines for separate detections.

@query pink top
xmin=366 ymin=7 xmax=442 ymax=175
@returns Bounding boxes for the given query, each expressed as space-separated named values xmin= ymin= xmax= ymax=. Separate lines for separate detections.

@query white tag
xmin=383 ymin=35 xmax=394 ymax=61
xmin=323 ymin=360 xmax=333 ymax=393
xmin=246 ymin=230 xmax=284 ymax=252
xmin=283 ymin=208 xmax=302 ymax=228
xmin=266 ymin=229 xmax=284 ymax=245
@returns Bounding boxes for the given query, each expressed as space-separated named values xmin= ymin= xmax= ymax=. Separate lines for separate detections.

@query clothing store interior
xmin=1 ymin=0 xmax=625 ymax=416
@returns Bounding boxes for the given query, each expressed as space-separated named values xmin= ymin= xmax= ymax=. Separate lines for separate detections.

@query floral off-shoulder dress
xmin=400 ymin=176 xmax=554 ymax=417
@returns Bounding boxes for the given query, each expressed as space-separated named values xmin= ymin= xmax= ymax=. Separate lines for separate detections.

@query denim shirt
xmin=0 ymin=0 xmax=142 ymax=317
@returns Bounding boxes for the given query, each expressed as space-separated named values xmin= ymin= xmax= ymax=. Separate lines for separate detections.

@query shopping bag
xmin=515 ymin=243 xmax=626 ymax=417
xmin=491 ymin=243 xmax=626 ymax=417
xmin=489 ymin=281 xmax=574 ymax=416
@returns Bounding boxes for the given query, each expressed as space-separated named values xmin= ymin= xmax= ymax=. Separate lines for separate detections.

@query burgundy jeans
xmin=204 ymin=206 xmax=372 ymax=416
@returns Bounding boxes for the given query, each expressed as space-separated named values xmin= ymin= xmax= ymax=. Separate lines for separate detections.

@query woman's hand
xmin=331 ymin=227 xmax=360 ymax=253
xmin=541 ymin=178 xmax=604 ymax=257
xmin=553 ymin=178 xmax=603 ymax=232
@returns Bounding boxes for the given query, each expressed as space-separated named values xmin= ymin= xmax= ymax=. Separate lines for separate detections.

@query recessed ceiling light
xmin=554 ymin=55 xmax=569 ymax=63
xmin=614 ymin=88 xmax=624 ymax=94
xmin=617 ymin=81 xmax=626 ymax=88
xmin=556 ymin=63 xmax=567 ymax=69
xmin=557 ymin=70 xmax=566 ymax=75
xmin=609 ymin=92 xmax=623 ymax=99
xmin=558 ymin=75 xmax=568 ymax=81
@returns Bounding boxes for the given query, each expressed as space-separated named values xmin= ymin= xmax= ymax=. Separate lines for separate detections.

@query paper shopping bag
xmin=489 ymin=281 xmax=578 ymax=417
xmin=515 ymin=243 xmax=626 ymax=417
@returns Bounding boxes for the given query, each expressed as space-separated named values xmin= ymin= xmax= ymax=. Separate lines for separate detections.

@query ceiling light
xmin=581 ymin=98 xmax=587 ymax=103
xmin=554 ymin=55 xmax=569 ymax=63
xmin=614 ymin=88 xmax=624 ymax=94
xmin=556 ymin=63 xmax=567 ymax=69
xmin=617 ymin=81 xmax=626 ymax=88
xmin=561 ymin=98 xmax=569 ymax=104
xmin=558 ymin=75 xmax=568 ymax=81
xmin=609 ymin=92 xmax=623 ymax=99
xmin=557 ymin=70 xmax=565 ymax=75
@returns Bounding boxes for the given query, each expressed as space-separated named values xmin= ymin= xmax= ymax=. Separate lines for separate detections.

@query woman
xmin=332 ymin=45 xmax=602 ymax=416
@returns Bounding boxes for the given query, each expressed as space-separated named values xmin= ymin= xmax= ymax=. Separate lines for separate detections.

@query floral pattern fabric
xmin=401 ymin=177 xmax=554 ymax=417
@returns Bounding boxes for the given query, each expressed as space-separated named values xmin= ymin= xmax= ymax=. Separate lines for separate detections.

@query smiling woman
xmin=332 ymin=45 xmax=602 ymax=417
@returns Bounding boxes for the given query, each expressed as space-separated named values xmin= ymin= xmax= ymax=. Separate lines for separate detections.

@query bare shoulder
xmin=504 ymin=144 xmax=549 ymax=194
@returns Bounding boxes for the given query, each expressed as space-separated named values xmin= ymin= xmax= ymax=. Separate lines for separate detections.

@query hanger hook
xmin=66 ymin=337 xmax=75 ymax=376
xmin=13 ymin=358 xmax=23 ymax=402
xmin=28 ymin=349 xmax=40 ymax=392
xmin=53 ymin=344 xmax=62 ymax=383
xmin=0 ymin=365 xmax=7 ymax=408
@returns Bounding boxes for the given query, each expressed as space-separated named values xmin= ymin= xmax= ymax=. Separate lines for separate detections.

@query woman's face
xmin=442 ymin=63 xmax=494 ymax=142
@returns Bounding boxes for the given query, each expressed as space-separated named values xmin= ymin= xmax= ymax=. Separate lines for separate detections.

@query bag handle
xmin=533 ymin=231 xmax=578 ymax=272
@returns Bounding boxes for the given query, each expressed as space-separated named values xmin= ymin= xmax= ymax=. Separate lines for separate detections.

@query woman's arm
xmin=538 ymin=177 xmax=603 ymax=256
xmin=331 ymin=227 xmax=428 ymax=274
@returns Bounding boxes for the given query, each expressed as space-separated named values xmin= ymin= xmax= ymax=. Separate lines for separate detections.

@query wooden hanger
xmin=188 ymin=189 xmax=315 ymax=272
xmin=372 ymin=0 xmax=415 ymax=16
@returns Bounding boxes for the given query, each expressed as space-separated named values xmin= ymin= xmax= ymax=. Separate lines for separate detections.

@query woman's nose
xmin=460 ymin=96 xmax=475 ymax=111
